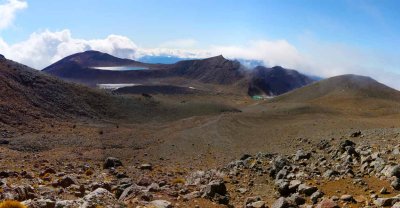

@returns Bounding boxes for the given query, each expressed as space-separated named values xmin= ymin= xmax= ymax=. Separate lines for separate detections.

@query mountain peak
xmin=206 ymin=55 xmax=227 ymax=61
xmin=273 ymin=73 xmax=398 ymax=103
xmin=271 ymin=66 xmax=284 ymax=70
xmin=43 ymin=50 xmax=141 ymax=71
xmin=0 ymin=54 xmax=5 ymax=60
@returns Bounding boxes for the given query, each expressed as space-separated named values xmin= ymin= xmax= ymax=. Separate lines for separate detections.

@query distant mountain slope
xmin=248 ymin=66 xmax=315 ymax=96
xmin=273 ymin=74 xmax=400 ymax=103
xmin=46 ymin=50 xmax=142 ymax=69
xmin=0 ymin=54 xmax=143 ymax=126
xmin=0 ymin=55 xmax=237 ymax=127
xmin=43 ymin=51 xmax=247 ymax=86
xmin=171 ymin=55 xmax=246 ymax=85
xmin=43 ymin=50 xmax=313 ymax=96
xmin=243 ymin=74 xmax=400 ymax=117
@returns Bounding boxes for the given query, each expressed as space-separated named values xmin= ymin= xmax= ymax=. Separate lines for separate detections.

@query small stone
xmin=392 ymin=178 xmax=400 ymax=190
xmin=57 ymin=176 xmax=77 ymax=188
xmin=350 ymin=131 xmax=361 ymax=137
xmin=316 ymin=198 xmax=339 ymax=208
xmin=340 ymin=194 xmax=353 ymax=202
xmin=250 ymin=201 xmax=266 ymax=208
xmin=380 ymin=187 xmax=388 ymax=194
xmin=353 ymin=195 xmax=367 ymax=203
xmin=140 ymin=163 xmax=153 ymax=170
xmin=294 ymin=150 xmax=311 ymax=161
xmin=238 ymin=188 xmax=247 ymax=194
xmin=390 ymin=165 xmax=400 ymax=178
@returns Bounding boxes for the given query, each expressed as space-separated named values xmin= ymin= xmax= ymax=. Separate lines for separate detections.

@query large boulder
xmin=270 ymin=156 xmax=290 ymax=177
xmin=81 ymin=188 xmax=122 ymax=208
xmin=298 ymin=184 xmax=318 ymax=196
xmin=202 ymin=180 xmax=227 ymax=198
xmin=119 ymin=184 xmax=144 ymax=201
xmin=271 ymin=197 xmax=289 ymax=208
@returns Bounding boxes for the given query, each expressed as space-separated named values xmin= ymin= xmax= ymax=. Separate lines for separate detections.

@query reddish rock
xmin=316 ymin=198 xmax=339 ymax=208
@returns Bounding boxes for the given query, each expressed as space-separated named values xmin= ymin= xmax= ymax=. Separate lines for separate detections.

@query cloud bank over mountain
xmin=0 ymin=0 xmax=399 ymax=90
xmin=1 ymin=28 xmax=400 ymax=89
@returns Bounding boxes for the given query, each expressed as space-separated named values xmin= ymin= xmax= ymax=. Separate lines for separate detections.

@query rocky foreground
xmin=2 ymin=131 xmax=400 ymax=207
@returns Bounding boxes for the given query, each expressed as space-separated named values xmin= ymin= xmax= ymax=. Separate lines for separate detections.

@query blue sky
xmin=4 ymin=0 xmax=400 ymax=49
xmin=1 ymin=0 xmax=400 ymax=88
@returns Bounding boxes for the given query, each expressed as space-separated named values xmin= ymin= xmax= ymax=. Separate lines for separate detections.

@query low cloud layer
xmin=0 ymin=0 xmax=27 ymax=30
xmin=1 ymin=29 xmax=400 ymax=90
xmin=0 ymin=30 xmax=138 ymax=69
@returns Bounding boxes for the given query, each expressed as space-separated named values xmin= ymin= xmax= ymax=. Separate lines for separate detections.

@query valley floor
xmin=1 ymin=94 xmax=400 ymax=207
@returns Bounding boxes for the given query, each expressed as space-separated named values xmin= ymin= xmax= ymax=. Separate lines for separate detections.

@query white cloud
xmin=0 ymin=0 xmax=27 ymax=30
xmin=210 ymin=40 xmax=310 ymax=70
xmin=0 ymin=29 xmax=138 ymax=69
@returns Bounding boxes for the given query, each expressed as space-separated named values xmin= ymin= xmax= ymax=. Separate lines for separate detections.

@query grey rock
xmin=271 ymin=197 xmax=289 ymax=208
xmin=81 ymin=188 xmax=121 ymax=208
xmin=340 ymin=194 xmax=354 ymax=202
xmin=57 ymin=176 xmax=77 ymax=188
xmin=390 ymin=165 xmax=400 ymax=178
xmin=248 ymin=201 xmax=266 ymax=208
xmin=373 ymin=197 xmax=400 ymax=207
xmin=288 ymin=180 xmax=302 ymax=191
xmin=244 ymin=196 xmax=262 ymax=207
xmin=202 ymin=180 xmax=227 ymax=198
xmin=54 ymin=200 xmax=80 ymax=208
xmin=147 ymin=183 xmax=160 ymax=192
xmin=275 ymin=167 xmax=289 ymax=180
xmin=182 ymin=191 xmax=201 ymax=201
xmin=103 ymin=157 xmax=123 ymax=169
xmin=392 ymin=178 xmax=400 ymax=190
xmin=322 ymin=169 xmax=339 ymax=178
xmin=150 ymin=200 xmax=173 ymax=208
xmin=22 ymin=199 xmax=56 ymax=208
xmin=298 ymin=184 xmax=318 ymax=196
xmin=275 ymin=179 xmax=290 ymax=196
xmin=238 ymin=188 xmax=247 ymax=194
xmin=311 ymin=191 xmax=324 ymax=204
xmin=118 ymin=184 xmax=144 ymax=201
xmin=288 ymin=193 xmax=306 ymax=205
xmin=294 ymin=150 xmax=311 ymax=161
xmin=271 ymin=156 xmax=290 ymax=176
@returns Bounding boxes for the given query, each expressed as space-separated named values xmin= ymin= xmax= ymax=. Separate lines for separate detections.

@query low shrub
xmin=0 ymin=200 xmax=27 ymax=208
